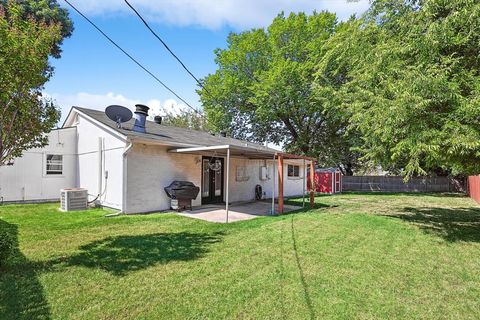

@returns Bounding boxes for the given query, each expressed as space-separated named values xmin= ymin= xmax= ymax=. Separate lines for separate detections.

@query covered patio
xmin=169 ymin=144 xmax=316 ymax=223
xmin=178 ymin=201 xmax=303 ymax=223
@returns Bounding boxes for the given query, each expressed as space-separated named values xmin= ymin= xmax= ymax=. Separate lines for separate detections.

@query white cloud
xmin=68 ymin=0 xmax=370 ymax=29
xmin=44 ymin=91 xmax=188 ymax=124
xmin=146 ymin=98 xmax=186 ymax=118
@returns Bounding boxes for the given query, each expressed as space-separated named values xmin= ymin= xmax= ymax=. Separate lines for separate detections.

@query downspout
xmin=122 ymin=140 xmax=133 ymax=213
xmin=272 ymin=153 xmax=276 ymax=215
xmin=89 ymin=138 xmax=106 ymax=204
xmin=123 ymin=140 xmax=134 ymax=155
xmin=98 ymin=137 xmax=103 ymax=196
xmin=106 ymin=140 xmax=132 ymax=217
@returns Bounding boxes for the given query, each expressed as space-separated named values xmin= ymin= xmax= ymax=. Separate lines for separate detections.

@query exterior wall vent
xmin=132 ymin=104 xmax=149 ymax=133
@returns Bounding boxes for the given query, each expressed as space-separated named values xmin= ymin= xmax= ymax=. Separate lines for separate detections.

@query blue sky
xmin=46 ymin=0 xmax=371 ymax=123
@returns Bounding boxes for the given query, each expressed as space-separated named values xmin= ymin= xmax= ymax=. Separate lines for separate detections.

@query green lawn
xmin=1 ymin=193 xmax=480 ymax=319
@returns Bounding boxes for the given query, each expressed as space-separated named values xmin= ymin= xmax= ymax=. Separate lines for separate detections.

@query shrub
xmin=0 ymin=228 xmax=15 ymax=266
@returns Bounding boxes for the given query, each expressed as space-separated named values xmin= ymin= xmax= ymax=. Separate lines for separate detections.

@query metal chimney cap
xmin=134 ymin=104 xmax=149 ymax=115
xmin=154 ymin=116 xmax=162 ymax=124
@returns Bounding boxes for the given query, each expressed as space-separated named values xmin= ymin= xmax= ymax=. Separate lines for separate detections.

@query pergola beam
xmin=277 ymin=152 xmax=315 ymax=161
xmin=272 ymin=153 xmax=276 ymax=215
xmin=278 ymin=155 xmax=284 ymax=214
xmin=303 ymin=159 xmax=306 ymax=208
xmin=310 ymin=160 xmax=315 ymax=208
xmin=226 ymin=148 xmax=230 ymax=223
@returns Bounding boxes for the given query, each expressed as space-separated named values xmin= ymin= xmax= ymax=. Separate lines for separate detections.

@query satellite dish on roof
xmin=105 ymin=105 xmax=132 ymax=129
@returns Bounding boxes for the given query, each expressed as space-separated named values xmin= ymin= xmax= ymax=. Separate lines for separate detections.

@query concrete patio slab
xmin=177 ymin=201 xmax=303 ymax=223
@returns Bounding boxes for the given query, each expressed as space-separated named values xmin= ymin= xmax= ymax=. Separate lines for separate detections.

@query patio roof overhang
xmin=168 ymin=144 xmax=315 ymax=162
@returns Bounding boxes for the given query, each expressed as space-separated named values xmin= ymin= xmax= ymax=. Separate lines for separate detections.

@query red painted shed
xmin=468 ymin=175 xmax=480 ymax=204
xmin=308 ymin=168 xmax=342 ymax=194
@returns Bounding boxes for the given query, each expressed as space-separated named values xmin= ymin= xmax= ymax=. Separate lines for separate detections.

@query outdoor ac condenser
xmin=60 ymin=188 xmax=88 ymax=211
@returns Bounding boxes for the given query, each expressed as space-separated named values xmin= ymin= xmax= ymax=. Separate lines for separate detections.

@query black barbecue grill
xmin=164 ymin=181 xmax=200 ymax=211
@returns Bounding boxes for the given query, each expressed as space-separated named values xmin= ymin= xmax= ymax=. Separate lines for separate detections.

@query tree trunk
xmin=341 ymin=163 xmax=354 ymax=176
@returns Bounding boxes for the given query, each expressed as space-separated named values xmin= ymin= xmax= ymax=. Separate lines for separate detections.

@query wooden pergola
xmin=275 ymin=152 xmax=316 ymax=214
xmin=169 ymin=145 xmax=316 ymax=222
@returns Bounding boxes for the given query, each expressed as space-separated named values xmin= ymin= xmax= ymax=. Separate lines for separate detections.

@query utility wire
xmin=123 ymin=0 xmax=210 ymax=94
xmin=63 ymin=0 xmax=202 ymax=114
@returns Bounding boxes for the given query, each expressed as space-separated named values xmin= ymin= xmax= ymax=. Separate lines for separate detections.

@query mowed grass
xmin=1 ymin=193 xmax=480 ymax=319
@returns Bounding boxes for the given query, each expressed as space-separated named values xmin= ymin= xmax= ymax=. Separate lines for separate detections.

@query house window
xmin=46 ymin=154 xmax=63 ymax=175
xmin=236 ymin=166 xmax=250 ymax=182
xmin=288 ymin=164 xmax=300 ymax=177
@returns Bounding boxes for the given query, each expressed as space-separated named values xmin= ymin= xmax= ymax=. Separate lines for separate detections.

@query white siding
xmin=283 ymin=159 xmax=309 ymax=197
xmin=0 ymin=128 xmax=77 ymax=202
xmin=75 ymin=114 xmax=126 ymax=210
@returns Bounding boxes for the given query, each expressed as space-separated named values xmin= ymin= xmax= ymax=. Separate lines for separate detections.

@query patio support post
xmin=272 ymin=154 xmax=276 ymax=215
xmin=278 ymin=155 xmax=284 ymax=214
xmin=302 ymin=159 xmax=306 ymax=208
xmin=226 ymin=147 xmax=230 ymax=223
xmin=310 ymin=160 xmax=315 ymax=208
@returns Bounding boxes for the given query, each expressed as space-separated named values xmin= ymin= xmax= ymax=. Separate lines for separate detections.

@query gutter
xmin=129 ymin=137 xmax=198 ymax=148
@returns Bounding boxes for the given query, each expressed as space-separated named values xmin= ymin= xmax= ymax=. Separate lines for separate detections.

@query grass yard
xmin=1 ymin=193 xmax=480 ymax=319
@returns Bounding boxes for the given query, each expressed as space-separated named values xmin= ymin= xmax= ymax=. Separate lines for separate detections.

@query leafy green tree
xmin=162 ymin=109 xmax=207 ymax=131
xmin=320 ymin=0 xmax=480 ymax=177
xmin=0 ymin=0 xmax=65 ymax=166
xmin=198 ymin=12 xmax=360 ymax=174
xmin=1 ymin=0 xmax=73 ymax=57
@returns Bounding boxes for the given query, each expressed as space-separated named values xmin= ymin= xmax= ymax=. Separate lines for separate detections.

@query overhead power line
xmin=63 ymin=0 xmax=201 ymax=114
xmin=123 ymin=0 xmax=209 ymax=94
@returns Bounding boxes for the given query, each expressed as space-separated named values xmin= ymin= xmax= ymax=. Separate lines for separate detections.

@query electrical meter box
xmin=260 ymin=166 xmax=268 ymax=181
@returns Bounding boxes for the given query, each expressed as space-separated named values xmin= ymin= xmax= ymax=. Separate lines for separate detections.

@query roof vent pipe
xmin=132 ymin=104 xmax=149 ymax=133
xmin=154 ymin=116 xmax=162 ymax=124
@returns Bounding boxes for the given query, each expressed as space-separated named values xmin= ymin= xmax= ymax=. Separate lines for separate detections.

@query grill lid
xmin=164 ymin=181 xmax=200 ymax=200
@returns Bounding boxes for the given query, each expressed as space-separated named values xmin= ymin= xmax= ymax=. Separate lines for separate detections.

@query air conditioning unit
xmin=60 ymin=188 xmax=88 ymax=211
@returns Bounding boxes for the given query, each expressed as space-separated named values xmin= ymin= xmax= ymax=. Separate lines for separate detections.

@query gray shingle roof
xmin=73 ymin=107 xmax=279 ymax=153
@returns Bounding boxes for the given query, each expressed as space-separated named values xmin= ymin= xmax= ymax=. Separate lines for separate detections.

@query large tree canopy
xmin=162 ymin=109 xmax=207 ymax=131
xmin=1 ymin=0 xmax=73 ymax=57
xmin=0 ymin=0 xmax=69 ymax=166
xmin=320 ymin=0 xmax=480 ymax=177
xmin=198 ymin=12 xmax=360 ymax=174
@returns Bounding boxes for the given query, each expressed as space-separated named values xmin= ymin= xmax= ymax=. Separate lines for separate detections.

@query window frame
xmin=287 ymin=164 xmax=301 ymax=178
xmin=236 ymin=165 xmax=250 ymax=182
xmin=45 ymin=154 xmax=64 ymax=176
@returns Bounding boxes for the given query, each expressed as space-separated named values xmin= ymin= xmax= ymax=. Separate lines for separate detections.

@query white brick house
xmin=0 ymin=105 xmax=314 ymax=214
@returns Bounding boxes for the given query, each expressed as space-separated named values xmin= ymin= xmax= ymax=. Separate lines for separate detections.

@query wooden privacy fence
xmin=467 ymin=176 xmax=480 ymax=203
xmin=342 ymin=176 xmax=466 ymax=193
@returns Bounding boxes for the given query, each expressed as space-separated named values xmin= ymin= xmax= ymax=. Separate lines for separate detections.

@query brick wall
xmin=125 ymin=144 xmax=307 ymax=213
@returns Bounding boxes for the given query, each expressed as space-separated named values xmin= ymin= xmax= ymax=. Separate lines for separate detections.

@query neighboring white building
xmin=0 ymin=105 xmax=313 ymax=213
xmin=0 ymin=127 xmax=77 ymax=203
